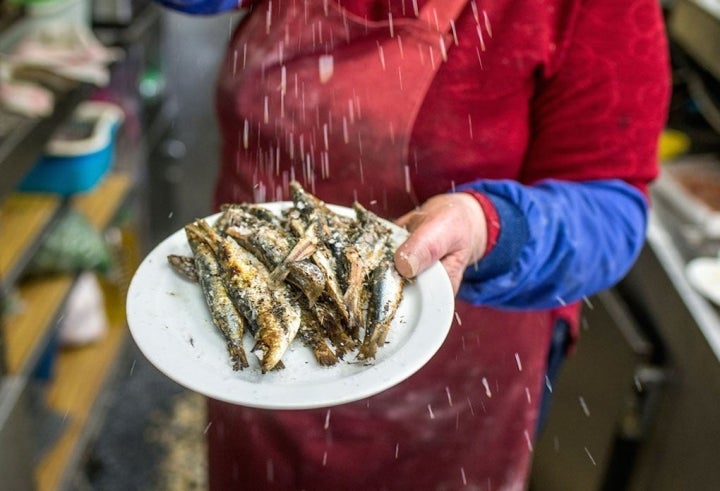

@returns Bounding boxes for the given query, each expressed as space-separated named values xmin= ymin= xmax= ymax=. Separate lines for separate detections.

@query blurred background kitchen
xmin=0 ymin=0 xmax=718 ymax=490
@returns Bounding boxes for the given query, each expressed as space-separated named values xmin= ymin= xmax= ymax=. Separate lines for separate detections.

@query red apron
xmin=209 ymin=1 xmax=558 ymax=489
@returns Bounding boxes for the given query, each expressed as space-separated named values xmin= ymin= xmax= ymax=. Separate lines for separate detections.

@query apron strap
xmin=418 ymin=0 xmax=468 ymax=35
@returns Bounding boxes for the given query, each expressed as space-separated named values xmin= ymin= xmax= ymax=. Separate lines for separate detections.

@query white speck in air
xmin=467 ymin=397 xmax=476 ymax=416
xmin=445 ymin=386 xmax=453 ymax=407
xmin=427 ymin=404 xmax=435 ymax=419
xmin=483 ymin=10 xmax=493 ymax=38
xmin=515 ymin=352 xmax=523 ymax=371
xmin=324 ymin=409 xmax=331 ymax=430
xmin=377 ymin=42 xmax=386 ymax=70
xmin=460 ymin=467 xmax=467 ymax=486
xmin=476 ymin=24 xmax=486 ymax=52
xmin=482 ymin=377 xmax=492 ymax=398
xmin=454 ymin=311 xmax=462 ymax=325
xmin=524 ymin=430 xmax=534 ymax=451
xmin=319 ymin=55 xmax=334 ymax=83
xmin=545 ymin=375 xmax=553 ymax=393
xmin=579 ymin=396 xmax=591 ymax=417
xmin=585 ymin=447 xmax=597 ymax=466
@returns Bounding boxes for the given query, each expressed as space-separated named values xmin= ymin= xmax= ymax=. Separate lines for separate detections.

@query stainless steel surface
xmin=620 ymin=218 xmax=720 ymax=490
xmin=669 ymin=0 xmax=720 ymax=79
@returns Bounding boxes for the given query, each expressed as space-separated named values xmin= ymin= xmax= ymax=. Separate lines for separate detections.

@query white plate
xmin=686 ymin=256 xmax=720 ymax=307
xmin=126 ymin=202 xmax=454 ymax=410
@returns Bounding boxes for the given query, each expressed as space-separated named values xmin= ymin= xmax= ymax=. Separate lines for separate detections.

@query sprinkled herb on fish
xmin=183 ymin=225 xmax=249 ymax=370
xmin=169 ymin=180 xmax=407 ymax=372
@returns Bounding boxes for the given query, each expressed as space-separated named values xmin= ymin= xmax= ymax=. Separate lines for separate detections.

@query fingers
xmin=393 ymin=193 xmax=487 ymax=293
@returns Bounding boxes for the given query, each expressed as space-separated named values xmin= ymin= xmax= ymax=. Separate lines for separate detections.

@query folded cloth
xmin=8 ymin=21 xmax=124 ymax=86
xmin=0 ymin=77 xmax=54 ymax=117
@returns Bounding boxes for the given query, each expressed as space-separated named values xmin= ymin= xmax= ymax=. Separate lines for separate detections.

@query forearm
xmin=457 ymin=178 xmax=648 ymax=309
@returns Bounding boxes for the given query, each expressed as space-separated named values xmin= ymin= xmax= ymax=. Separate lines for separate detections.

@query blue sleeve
xmin=154 ymin=0 xmax=243 ymax=15
xmin=456 ymin=179 xmax=648 ymax=310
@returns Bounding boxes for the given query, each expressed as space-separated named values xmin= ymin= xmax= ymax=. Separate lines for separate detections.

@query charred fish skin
xmin=357 ymin=252 xmax=406 ymax=360
xmin=167 ymin=254 xmax=199 ymax=283
xmin=225 ymin=218 xmax=325 ymax=306
xmin=184 ymin=225 xmax=249 ymax=370
xmin=196 ymin=220 xmax=302 ymax=373
xmin=295 ymin=295 xmax=339 ymax=367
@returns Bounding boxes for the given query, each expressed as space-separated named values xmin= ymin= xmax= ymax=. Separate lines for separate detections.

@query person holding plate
xmin=154 ymin=1 xmax=670 ymax=489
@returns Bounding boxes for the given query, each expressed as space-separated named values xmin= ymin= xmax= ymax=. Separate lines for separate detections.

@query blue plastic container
xmin=19 ymin=101 xmax=124 ymax=196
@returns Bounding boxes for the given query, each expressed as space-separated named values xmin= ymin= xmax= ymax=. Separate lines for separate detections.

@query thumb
xmin=394 ymin=221 xmax=449 ymax=279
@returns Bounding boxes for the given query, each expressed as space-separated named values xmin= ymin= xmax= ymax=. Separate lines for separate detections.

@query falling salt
xmin=412 ymin=0 xmax=419 ymax=17
xmin=397 ymin=35 xmax=405 ymax=58
xmin=515 ymin=352 xmax=523 ymax=371
xmin=556 ymin=295 xmax=567 ymax=306
xmin=476 ymin=24 xmax=486 ymax=52
xmin=395 ymin=443 xmax=400 ymax=459
xmin=404 ymin=164 xmax=411 ymax=194
xmin=324 ymin=409 xmax=331 ymax=430
xmin=475 ymin=47 xmax=484 ymax=69
xmin=232 ymin=49 xmax=238 ymax=75
xmin=427 ymin=404 xmax=435 ymax=419
xmin=585 ymin=447 xmax=597 ymax=466
xmin=582 ymin=296 xmax=594 ymax=309
xmin=398 ymin=66 xmax=404 ymax=91
xmin=322 ymin=451 xmax=328 ymax=466
xmin=388 ymin=12 xmax=394 ymax=37
xmin=439 ymin=36 xmax=448 ymax=62
xmin=319 ymin=55 xmax=334 ymax=83
xmin=280 ymin=65 xmax=287 ymax=94
xmin=167 ymin=211 xmax=174 ymax=219
xmin=266 ymin=459 xmax=274 ymax=483
xmin=243 ymin=119 xmax=249 ymax=149
xmin=481 ymin=377 xmax=492 ymax=398
xmin=579 ymin=396 xmax=590 ymax=417
xmin=342 ymin=116 xmax=349 ymax=143
xmin=483 ymin=10 xmax=493 ymax=38
xmin=467 ymin=397 xmax=475 ymax=415
xmin=377 ymin=42 xmax=387 ymax=70
xmin=468 ymin=114 xmax=474 ymax=139
xmin=454 ymin=311 xmax=462 ymax=326
xmin=428 ymin=45 xmax=437 ymax=69
xmin=445 ymin=386 xmax=454 ymax=407
xmin=460 ymin=467 xmax=467 ymax=486
xmin=203 ymin=422 xmax=212 ymax=434
xmin=265 ymin=1 xmax=272 ymax=34
xmin=450 ymin=20 xmax=459 ymax=45
xmin=525 ymin=387 xmax=532 ymax=404
xmin=524 ymin=430 xmax=534 ymax=451
xmin=129 ymin=360 xmax=136 ymax=376
xmin=545 ymin=375 xmax=553 ymax=393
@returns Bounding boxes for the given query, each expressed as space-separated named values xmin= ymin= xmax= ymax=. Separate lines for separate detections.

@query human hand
xmin=393 ymin=193 xmax=488 ymax=294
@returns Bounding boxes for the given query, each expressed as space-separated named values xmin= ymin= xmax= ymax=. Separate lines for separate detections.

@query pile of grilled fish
xmin=167 ymin=181 xmax=407 ymax=373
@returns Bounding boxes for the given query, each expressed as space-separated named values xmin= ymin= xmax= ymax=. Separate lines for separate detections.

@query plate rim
xmin=126 ymin=202 xmax=454 ymax=409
